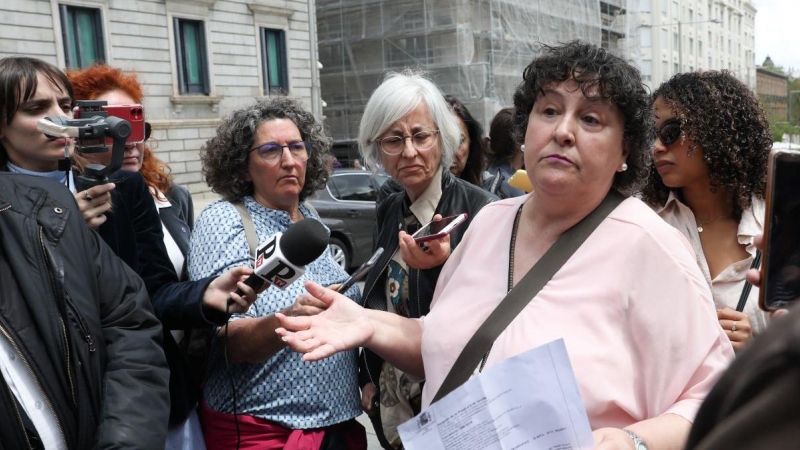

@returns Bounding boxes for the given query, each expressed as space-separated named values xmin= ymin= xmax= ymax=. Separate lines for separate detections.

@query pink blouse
xmin=421 ymin=195 xmax=734 ymax=428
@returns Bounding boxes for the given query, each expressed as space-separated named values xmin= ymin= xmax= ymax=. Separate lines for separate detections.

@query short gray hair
xmin=358 ymin=70 xmax=458 ymax=172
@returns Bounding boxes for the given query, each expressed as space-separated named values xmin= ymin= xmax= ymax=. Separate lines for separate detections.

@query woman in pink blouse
xmin=276 ymin=42 xmax=734 ymax=450
xmin=642 ymin=71 xmax=773 ymax=351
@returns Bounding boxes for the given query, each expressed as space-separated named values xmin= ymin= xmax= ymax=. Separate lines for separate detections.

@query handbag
xmin=431 ymin=190 xmax=625 ymax=403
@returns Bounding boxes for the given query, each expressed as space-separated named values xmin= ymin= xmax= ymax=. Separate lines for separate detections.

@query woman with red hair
xmin=68 ymin=65 xmax=202 ymax=450
xmin=68 ymin=65 xmax=193 ymax=280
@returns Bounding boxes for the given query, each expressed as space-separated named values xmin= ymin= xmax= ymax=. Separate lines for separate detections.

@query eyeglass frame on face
xmin=374 ymin=129 xmax=440 ymax=156
xmin=249 ymin=141 xmax=313 ymax=165
xmin=656 ymin=118 xmax=683 ymax=147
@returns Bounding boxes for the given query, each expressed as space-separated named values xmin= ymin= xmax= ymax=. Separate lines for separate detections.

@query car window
xmin=374 ymin=175 xmax=390 ymax=188
xmin=330 ymin=174 xmax=376 ymax=201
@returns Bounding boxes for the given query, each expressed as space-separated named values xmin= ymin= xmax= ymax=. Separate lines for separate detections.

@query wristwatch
xmin=623 ymin=429 xmax=649 ymax=450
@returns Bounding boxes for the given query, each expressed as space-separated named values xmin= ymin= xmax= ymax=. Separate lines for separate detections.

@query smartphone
xmin=412 ymin=213 xmax=468 ymax=243
xmin=336 ymin=247 xmax=384 ymax=293
xmin=759 ymin=149 xmax=800 ymax=311
xmin=74 ymin=102 xmax=146 ymax=145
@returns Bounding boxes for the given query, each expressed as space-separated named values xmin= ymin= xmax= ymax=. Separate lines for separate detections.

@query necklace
xmin=696 ymin=213 xmax=732 ymax=233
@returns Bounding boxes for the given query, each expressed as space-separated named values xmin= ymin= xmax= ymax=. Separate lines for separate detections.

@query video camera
xmin=37 ymin=100 xmax=145 ymax=191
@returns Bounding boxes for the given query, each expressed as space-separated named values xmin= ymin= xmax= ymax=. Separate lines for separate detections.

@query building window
xmin=174 ymin=18 xmax=210 ymax=95
xmin=59 ymin=5 xmax=105 ymax=68
xmin=673 ymin=32 xmax=678 ymax=48
xmin=640 ymin=28 xmax=652 ymax=47
xmin=662 ymin=29 xmax=668 ymax=49
xmin=260 ymin=28 xmax=289 ymax=94
xmin=662 ymin=60 xmax=668 ymax=76
xmin=689 ymin=37 xmax=694 ymax=55
xmin=640 ymin=59 xmax=652 ymax=81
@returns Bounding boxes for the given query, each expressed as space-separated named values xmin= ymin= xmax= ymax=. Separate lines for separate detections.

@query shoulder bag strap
xmin=432 ymin=190 xmax=626 ymax=403
xmin=232 ymin=201 xmax=258 ymax=260
xmin=735 ymin=250 xmax=762 ymax=312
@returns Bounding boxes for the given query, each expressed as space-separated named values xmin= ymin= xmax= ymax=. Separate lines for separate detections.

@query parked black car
xmin=309 ymin=169 xmax=390 ymax=270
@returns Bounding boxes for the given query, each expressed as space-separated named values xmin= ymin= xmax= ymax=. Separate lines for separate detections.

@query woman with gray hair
xmin=357 ymin=71 xmax=496 ymax=448
xmin=187 ymin=98 xmax=366 ymax=448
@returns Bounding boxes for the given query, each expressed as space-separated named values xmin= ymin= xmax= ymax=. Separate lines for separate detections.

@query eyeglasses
xmin=249 ymin=141 xmax=312 ymax=165
xmin=375 ymin=130 xmax=440 ymax=156
xmin=656 ymin=118 xmax=683 ymax=146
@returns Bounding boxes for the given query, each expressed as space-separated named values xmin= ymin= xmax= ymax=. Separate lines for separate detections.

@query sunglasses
xmin=656 ymin=118 xmax=682 ymax=146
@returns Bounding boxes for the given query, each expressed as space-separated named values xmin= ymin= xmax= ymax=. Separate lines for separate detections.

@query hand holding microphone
xmin=228 ymin=218 xmax=329 ymax=309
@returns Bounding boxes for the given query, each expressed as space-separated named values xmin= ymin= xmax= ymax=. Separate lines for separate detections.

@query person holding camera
xmin=68 ymin=65 xmax=193 ymax=280
xmin=642 ymin=71 xmax=773 ymax=351
xmin=0 ymin=56 xmax=263 ymax=448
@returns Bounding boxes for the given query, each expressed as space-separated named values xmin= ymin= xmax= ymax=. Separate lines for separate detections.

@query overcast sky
xmin=755 ymin=0 xmax=799 ymax=73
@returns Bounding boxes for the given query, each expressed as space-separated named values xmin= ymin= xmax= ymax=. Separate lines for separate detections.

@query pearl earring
xmin=621 ymin=163 xmax=628 ymax=171
xmin=521 ymin=144 xmax=525 ymax=152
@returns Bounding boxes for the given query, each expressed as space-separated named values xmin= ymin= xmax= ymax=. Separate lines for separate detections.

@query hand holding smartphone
xmin=759 ymin=148 xmax=800 ymax=311
xmin=335 ymin=248 xmax=384 ymax=293
xmin=411 ymin=213 xmax=468 ymax=243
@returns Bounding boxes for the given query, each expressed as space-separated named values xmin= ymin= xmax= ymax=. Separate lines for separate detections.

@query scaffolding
xmin=317 ymin=0 xmax=604 ymax=142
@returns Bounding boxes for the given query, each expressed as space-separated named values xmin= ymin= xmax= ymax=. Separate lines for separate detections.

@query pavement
xmin=191 ymin=193 xmax=385 ymax=448
xmin=357 ymin=413 xmax=383 ymax=449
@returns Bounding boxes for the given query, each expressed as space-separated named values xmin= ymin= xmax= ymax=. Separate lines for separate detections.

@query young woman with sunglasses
xmin=642 ymin=71 xmax=773 ymax=351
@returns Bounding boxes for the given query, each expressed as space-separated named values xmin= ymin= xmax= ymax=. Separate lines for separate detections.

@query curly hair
xmin=445 ymin=95 xmax=486 ymax=186
xmin=67 ymin=64 xmax=174 ymax=196
xmin=0 ymin=56 xmax=74 ymax=168
xmin=512 ymin=41 xmax=654 ymax=193
xmin=641 ymin=71 xmax=772 ymax=218
xmin=202 ymin=98 xmax=331 ymax=202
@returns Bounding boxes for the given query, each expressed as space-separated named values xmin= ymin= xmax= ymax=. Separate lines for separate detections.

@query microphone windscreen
xmin=280 ymin=218 xmax=329 ymax=266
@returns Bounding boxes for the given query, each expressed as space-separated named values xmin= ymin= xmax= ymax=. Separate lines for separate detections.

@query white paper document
xmin=397 ymin=339 xmax=594 ymax=450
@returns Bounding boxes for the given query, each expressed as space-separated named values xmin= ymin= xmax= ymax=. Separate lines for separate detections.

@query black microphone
xmin=233 ymin=218 xmax=329 ymax=299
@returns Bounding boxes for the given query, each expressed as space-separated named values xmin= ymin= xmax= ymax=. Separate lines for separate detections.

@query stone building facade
xmin=0 ymin=0 xmax=321 ymax=196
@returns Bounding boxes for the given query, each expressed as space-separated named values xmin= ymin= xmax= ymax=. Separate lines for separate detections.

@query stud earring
xmin=521 ymin=144 xmax=526 ymax=152
xmin=621 ymin=163 xmax=628 ymax=171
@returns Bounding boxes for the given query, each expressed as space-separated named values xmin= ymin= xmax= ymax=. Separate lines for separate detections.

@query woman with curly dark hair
xmin=187 ymin=98 xmax=366 ymax=448
xmin=643 ymin=71 xmax=772 ymax=350
xmin=444 ymin=95 xmax=485 ymax=186
xmin=276 ymin=42 xmax=733 ymax=449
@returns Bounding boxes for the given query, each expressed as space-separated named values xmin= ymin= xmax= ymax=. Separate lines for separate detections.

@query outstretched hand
xmin=276 ymin=281 xmax=373 ymax=361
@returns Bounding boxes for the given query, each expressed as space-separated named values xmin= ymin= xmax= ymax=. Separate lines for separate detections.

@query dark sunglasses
xmin=145 ymin=122 xmax=152 ymax=141
xmin=656 ymin=118 xmax=682 ymax=146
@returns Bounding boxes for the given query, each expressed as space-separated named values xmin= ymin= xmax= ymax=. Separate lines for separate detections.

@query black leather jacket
xmin=0 ymin=173 xmax=170 ymax=449
xmin=359 ymin=170 xmax=496 ymax=388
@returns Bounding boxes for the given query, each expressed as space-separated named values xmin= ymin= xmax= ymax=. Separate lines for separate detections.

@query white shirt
xmin=656 ymin=192 xmax=768 ymax=334
xmin=0 ymin=333 xmax=67 ymax=450
xmin=151 ymin=188 xmax=185 ymax=278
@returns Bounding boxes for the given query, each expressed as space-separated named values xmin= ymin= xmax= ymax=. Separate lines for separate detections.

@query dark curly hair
xmin=512 ymin=41 xmax=654 ymax=193
xmin=445 ymin=95 xmax=486 ymax=186
xmin=641 ymin=71 xmax=772 ymax=219
xmin=201 ymin=98 xmax=331 ymax=202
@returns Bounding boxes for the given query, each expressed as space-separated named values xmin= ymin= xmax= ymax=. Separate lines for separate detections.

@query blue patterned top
xmin=187 ymin=196 xmax=361 ymax=429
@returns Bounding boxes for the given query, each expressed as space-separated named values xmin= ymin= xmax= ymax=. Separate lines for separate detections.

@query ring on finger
xmin=84 ymin=191 xmax=93 ymax=202
xmin=731 ymin=321 xmax=737 ymax=332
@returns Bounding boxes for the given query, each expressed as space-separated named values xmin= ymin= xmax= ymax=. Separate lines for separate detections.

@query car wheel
xmin=329 ymin=237 xmax=350 ymax=271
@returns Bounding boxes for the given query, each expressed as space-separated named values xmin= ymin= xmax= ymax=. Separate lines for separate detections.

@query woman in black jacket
xmin=356 ymin=71 xmax=496 ymax=448
xmin=0 ymin=56 xmax=260 ymax=446
xmin=0 ymin=172 xmax=170 ymax=449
